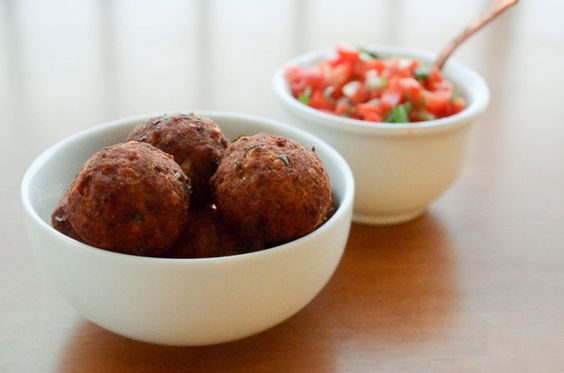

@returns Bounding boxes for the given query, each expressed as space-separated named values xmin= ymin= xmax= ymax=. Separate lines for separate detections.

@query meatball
xmin=51 ymin=205 xmax=81 ymax=241
xmin=126 ymin=113 xmax=228 ymax=206
xmin=210 ymin=134 xmax=334 ymax=244
xmin=168 ymin=205 xmax=258 ymax=259
xmin=51 ymin=141 xmax=190 ymax=256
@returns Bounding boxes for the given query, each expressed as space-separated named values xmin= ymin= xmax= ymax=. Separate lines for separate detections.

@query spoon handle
xmin=435 ymin=0 xmax=519 ymax=70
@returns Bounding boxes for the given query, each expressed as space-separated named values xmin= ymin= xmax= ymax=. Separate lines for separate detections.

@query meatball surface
xmin=51 ymin=204 xmax=81 ymax=241
xmin=210 ymin=134 xmax=334 ymax=244
xmin=168 ymin=205 xmax=250 ymax=259
xmin=126 ymin=113 xmax=228 ymax=206
xmin=51 ymin=141 xmax=190 ymax=256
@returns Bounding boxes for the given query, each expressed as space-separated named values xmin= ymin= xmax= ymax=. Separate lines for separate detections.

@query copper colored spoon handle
xmin=435 ymin=0 xmax=519 ymax=70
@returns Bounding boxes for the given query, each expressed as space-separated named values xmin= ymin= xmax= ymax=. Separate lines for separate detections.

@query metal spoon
xmin=436 ymin=0 xmax=519 ymax=70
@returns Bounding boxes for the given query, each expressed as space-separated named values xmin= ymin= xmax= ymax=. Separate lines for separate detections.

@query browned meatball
xmin=126 ymin=113 xmax=228 ymax=206
xmin=51 ymin=141 xmax=190 ymax=257
xmin=210 ymin=134 xmax=334 ymax=245
xmin=51 ymin=205 xmax=81 ymax=241
xmin=168 ymin=205 xmax=252 ymax=259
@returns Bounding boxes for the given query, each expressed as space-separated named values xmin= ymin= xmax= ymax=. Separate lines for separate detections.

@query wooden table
xmin=2 ymin=0 xmax=563 ymax=371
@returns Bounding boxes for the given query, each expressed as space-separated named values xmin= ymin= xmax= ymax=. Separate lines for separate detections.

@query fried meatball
xmin=51 ymin=141 xmax=190 ymax=256
xmin=51 ymin=204 xmax=81 ymax=241
xmin=168 ymin=205 xmax=254 ymax=258
xmin=126 ymin=113 xmax=228 ymax=206
xmin=210 ymin=134 xmax=334 ymax=244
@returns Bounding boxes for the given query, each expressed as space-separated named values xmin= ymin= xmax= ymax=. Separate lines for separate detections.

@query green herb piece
xmin=311 ymin=146 xmax=316 ymax=153
xmin=357 ymin=47 xmax=379 ymax=59
xmin=132 ymin=212 xmax=144 ymax=224
xmin=451 ymin=85 xmax=460 ymax=102
xmin=385 ymin=104 xmax=410 ymax=123
xmin=278 ymin=153 xmax=290 ymax=166
xmin=231 ymin=134 xmax=246 ymax=143
xmin=244 ymin=145 xmax=260 ymax=156
xmin=396 ymin=105 xmax=410 ymax=122
xmin=298 ymin=86 xmax=312 ymax=105
xmin=414 ymin=66 xmax=431 ymax=81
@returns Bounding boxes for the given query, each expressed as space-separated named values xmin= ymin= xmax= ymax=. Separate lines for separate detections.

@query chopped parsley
xmin=451 ymin=86 xmax=460 ymax=102
xmin=385 ymin=104 xmax=410 ymax=123
xmin=298 ymin=86 xmax=312 ymax=105
xmin=278 ymin=153 xmax=290 ymax=166
xmin=231 ymin=134 xmax=246 ymax=143
xmin=357 ymin=47 xmax=379 ymax=60
xmin=414 ymin=66 xmax=431 ymax=81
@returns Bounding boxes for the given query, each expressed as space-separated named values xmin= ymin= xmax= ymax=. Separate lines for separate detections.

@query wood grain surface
xmin=1 ymin=0 xmax=563 ymax=372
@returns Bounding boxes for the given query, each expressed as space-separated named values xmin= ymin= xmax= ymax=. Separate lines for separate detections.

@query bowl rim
xmin=272 ymin=45 xmax=490 ymax=135
xmin=21 ymin=111 xmax=355 ymax=265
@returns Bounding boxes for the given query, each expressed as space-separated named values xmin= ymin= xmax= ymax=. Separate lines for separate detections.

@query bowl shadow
xmin=57 ymin=316 xmax=338 ymax=373
xmin=57 ymin=213 xmax=458 ymax=372
xmin=313 ymin=212 xmax=459 ymax=346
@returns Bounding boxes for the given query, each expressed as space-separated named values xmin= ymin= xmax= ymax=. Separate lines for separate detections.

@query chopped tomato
xmin=285 ymin=45 xmax=466 ymax=123
xmin=423 ymin=90 xmax=451 ymax=117
xmin=357 ymin=102 xmax=383 ymax=122
xmin=285 ymin=65 xmax=324 ymax=96
xmin=452 ymin=97 xmax=466 ymax=113
xmin=328 ymin=64 xmax=354 ymax=88
xmin=309 ymin=90 xmax=335 ymax=111
xmin=398 ymin=78 xmax=423 ymax=104
xmin=335 ymin=98 xmax=353 ymax=116
xmin=336 ymin=44 xmax=361 ymax=64
xmin=426 ymin=66 xmax=444 ymax=90
xmin=361 ymin=58 xmax=386 ymax=74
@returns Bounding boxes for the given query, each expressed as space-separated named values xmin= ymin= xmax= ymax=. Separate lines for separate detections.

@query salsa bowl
xmin=20 ymin=112 xmax=354 ymax=346
xmin=273 ymin=46 xmax=489 ymax=224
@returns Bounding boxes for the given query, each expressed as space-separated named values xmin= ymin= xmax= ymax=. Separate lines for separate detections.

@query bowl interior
xmin=22 ymin=112 xmax=354 ymax=255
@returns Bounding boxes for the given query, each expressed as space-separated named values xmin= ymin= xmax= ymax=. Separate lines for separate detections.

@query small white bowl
xmin=21 ymin=112 xmax=354 ymax=346
xmin=273 ymin=46 xmax=489 ymax=225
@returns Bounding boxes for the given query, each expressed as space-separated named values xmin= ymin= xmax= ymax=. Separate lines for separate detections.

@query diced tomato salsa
xmin=285 ymin=45 xmax=466 ymax=123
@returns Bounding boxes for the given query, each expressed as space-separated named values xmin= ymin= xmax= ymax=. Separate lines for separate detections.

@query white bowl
xmin=273 ymin=46 xmax=489 ymax=225
xmin=20 ymin=112 xmax=354 ymax=346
